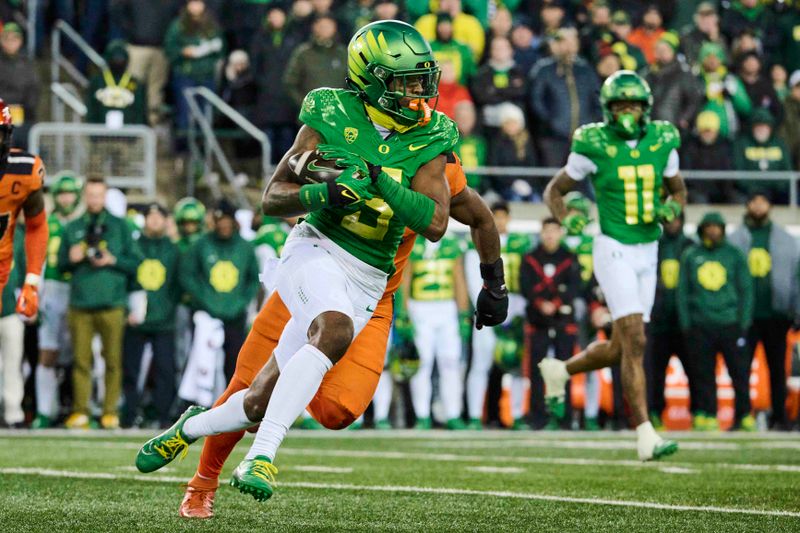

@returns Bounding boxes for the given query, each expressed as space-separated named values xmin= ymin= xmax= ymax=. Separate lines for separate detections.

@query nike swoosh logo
xmin=366 ymin=305 xmax=375 ymax=312
xmin=649 ymin=144 xmax=662 ymax=152
xmin=341 ymin=187 xmax=358 ymax=201
xmin=409 ymin=144 xmax=427 ymax=151
xmin=307 ymin=161 xmax=332 ymax=172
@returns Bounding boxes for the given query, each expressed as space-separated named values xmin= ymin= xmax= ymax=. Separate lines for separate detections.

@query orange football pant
xmin=191 ymin=290 xmax=393 ymax=487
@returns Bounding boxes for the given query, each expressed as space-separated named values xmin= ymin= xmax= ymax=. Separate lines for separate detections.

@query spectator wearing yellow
xmin=429 ymin=13 xmax=475 ymax=86
xmin=415 ymin=0 xmax=484 ymax=61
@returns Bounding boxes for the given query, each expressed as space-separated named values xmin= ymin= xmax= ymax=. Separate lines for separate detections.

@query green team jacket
xmin=651 ymin=230 xmax=694 ymax=334
xmin=1 ymin=226 xmax=25 ymax=318
xmin=132 ymin=235 xmax=180 ymax=333
xmin=677 ymin=240 xmax=753 ymax=332
xmin=85 ymin=70 xmax=147 ymax=126
xmin=164 ymin=20 xmax=226 ymax=82
xmin=58 ymin=209 xmax=144 ymax=310
xmin=179 ymin=232 xmax=258 ymax=322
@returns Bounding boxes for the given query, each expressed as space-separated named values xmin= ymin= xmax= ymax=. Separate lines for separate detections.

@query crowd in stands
xmin=1 ymin=1 xmax=800 ymax=202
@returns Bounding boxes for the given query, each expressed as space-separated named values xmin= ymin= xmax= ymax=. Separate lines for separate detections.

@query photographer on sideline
xmin=58 ymin=177 xmax=143 ymax=430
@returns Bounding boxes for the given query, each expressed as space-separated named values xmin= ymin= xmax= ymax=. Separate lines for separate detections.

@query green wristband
xmin=299 ymin=183 xmax=330 ymax=211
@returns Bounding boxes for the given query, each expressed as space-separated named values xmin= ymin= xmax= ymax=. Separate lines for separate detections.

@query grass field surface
xmin=1 ymin=429 xmax=798 ymax=532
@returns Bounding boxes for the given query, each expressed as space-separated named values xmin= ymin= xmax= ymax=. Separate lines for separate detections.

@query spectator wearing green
xmin=732 ymin=109 xmax=791 ymax=202
xmin=0 ymin=226 xmax=26 ymax=427
xmin=430 ymin=13 xmax=475 ymax=86
xmin=729 ymin=190 xmax=799 ymax=430
xmin=174 ymin=196 xmax=207 ymax=254
xmin=180 ymin=199 xmax=259 ymax=381
xmin=678 ymin=211 xmax=754 ymax=431
xmin=778 ymin=70 xmax=800 ymax=168
xmin=122 ymin=203 xmax=181 ymax=428
xmin=164 ymin=0 xmax=225 ymax=143
xmin=86 ymin=39 xmax=147 ymax=126
xmin=32 ymin=171 xmax=83 ymax=430
xmin=647 ymin=214 xmax=695 ymax=430
xmin=608 ymin=10 xmax=649 ymax=72
xmin=58 ymin=177 xmax=144 ymax=430
xmin=697 ymin=41 xmax=752 ymax=140
xmin=452 ymin=101 xmax=486 ymax=191
xmin=776 ymin=4 xmax=800 ymax=75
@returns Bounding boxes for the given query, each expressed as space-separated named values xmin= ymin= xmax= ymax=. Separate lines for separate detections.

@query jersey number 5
xmin=617 ymin=164 xmax=655 ymax=225
xmin=340 ymin=167 xmax=402 ymax=240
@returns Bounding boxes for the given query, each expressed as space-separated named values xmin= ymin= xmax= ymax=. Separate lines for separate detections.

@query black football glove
xmin=475 ymin=258 xmax=508 ymax=329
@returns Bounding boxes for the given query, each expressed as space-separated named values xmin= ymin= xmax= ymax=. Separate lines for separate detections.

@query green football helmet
xmin=564 ymin=191 xmax=592 ymax=218
xmin=346 ymin=20 xmax=441 ymax=127
xmin=174 ymin=197 xmax=206 ymax=225
xmin=50 ymin=170 xmax=83 ymax=215
xmin=600 ymin=70 xmax=653 ymax=139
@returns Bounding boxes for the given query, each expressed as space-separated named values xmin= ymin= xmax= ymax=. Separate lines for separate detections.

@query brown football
xmin=287 ymin=149 xmax=344 ymax=184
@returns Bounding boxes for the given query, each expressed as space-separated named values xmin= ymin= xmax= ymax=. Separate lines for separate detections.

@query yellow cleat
xmin=65 ymin=412 xmax=90 ymax=429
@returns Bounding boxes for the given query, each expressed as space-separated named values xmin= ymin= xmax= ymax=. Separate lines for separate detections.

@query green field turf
xmin=0 ymin=429 xmax=798 ymax=532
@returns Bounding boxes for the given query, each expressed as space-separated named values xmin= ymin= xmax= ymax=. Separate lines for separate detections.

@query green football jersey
xmin=409 ymin=234 xmax=464 ymax=301
xmin=252 ymin=217 xmax=288 ymax=256
xmin=300 ymin=88 xmax=459 ymax=274
xmin=571 ymin=121 xmax=680 ymax=245
xmin=501 ymin=233 xmax=531 ymax=294
xmin=44 ymin=214 xmax=69 ymax=282
xmin=563 ymin=233 xmax=594 ymax=285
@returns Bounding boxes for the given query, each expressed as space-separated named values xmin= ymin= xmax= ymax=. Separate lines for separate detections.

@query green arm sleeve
xmin=677 ymin=251 xmax=692 ymax=332
xmin=375 ymin=173 xmax=435 ymax=235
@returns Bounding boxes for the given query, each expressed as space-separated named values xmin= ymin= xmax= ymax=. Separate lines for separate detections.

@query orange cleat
xmin=179 ymin=486 xmax=216 ymax=519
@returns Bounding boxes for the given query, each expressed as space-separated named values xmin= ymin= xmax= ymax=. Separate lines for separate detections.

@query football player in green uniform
xmin=135 ymin=20 xmax=509 ymax=502
xmin=32 ymin=171 xmax=82 ymax=429
xmin=541 ymin=71 xmax=686 ymax=461
xmin=465 ymin=201 xmax=531 ymax=429
xmin=405 ymin=233 xmax=469 ymax=429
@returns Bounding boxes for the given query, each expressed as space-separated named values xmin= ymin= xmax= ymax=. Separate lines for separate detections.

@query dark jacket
xmin=651 ymin=229 xmax=694 ymax=334
xmin=741 ymin=76 xmax=783 ymax=126
xmin=179 ymin=231 xmax=259 ymax=322
xmin=732 ymin=132 xmax=792 ymax=199
xmin=250 ymin=26 xmax=303 ymax=126
xmin=470 ymin=62 xmax=527 ymax=109
xmin=778 ymin=96 xmax=800 ymax=169
xmin=646 ymin=59 xmax=702 ymax=130
xmin=678 ymin=238 xmax=753 ymax=332
xmin=219 ymin=68 xmax=257 ymax=124
xmin=58 ymin=209 xmax=144 ymax=310
xmin=528 ymin=56 xmax=601 ymax=140
xmin=283 ymin=39 xmax=347 ymax=108
xmin=132 ymin=234 xmax=180 ymax=333
xmin=680 ymin=27 xmax=729 ymax=69
xmin=682 ymin=135 xmax=737 ymax=203
xmin=519 ymin=244 xmax=581 ymax=328
xmin=0 ymin=51 xmax=40 ymax=123
xmin=111 ymin=0 xmax=181 ymax=47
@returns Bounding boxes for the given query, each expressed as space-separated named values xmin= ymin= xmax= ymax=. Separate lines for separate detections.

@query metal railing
xmin=184 ymin=86 xmax=271 ymax=208
xmin=461 ymin=166 xmax=800 ymax=206
xmin=51 ymin=81 xmax=87 ymax=124
xmin=26 ymin=0 xmax=37 ymax=58
xmin=29 ymin=123 xmax=157 ymax=196
xmin=50 ymin=20 xmax=107 ymax=120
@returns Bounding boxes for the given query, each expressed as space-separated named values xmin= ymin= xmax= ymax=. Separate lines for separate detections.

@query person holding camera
xmin=58 ymin=177 xmax=143 ymax=429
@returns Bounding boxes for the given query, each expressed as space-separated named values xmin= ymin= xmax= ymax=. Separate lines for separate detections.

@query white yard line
xmin=291 ymin=465 xmax=353 ymax=474
xmin=0 ymin=467 xmax=797 ymax=519
xmin=418 ymin=439 xmax=741 ymax=451
xmin=466 ymin=466 xmax=525 ymax=474
xmin=3 ymin=438 xmax=799 ymax=474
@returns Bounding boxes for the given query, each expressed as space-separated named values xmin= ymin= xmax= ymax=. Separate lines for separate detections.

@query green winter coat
xmin=678 ymin=239 xmax=753 ymax=332
xmin=58 ymin=209 xmax=144 ymax=310
xmin=85 ymin=69 xmax=147 ymax=126
xmin=179 ymin=232 xmax=259 ymax=322
xmin=132 ymin=234 xmax=180 ymax=333
xmin=1 ymin=226 xmax=25 ymax=318
xmin=164 ymin=18 xmax=225 ymax=82
xmin=651 ymin=229 xmax=694 ymax=334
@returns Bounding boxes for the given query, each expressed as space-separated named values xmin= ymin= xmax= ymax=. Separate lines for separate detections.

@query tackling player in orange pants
xmin=0 ymin=99 xmax=49 ymax=319
xmin=180 ymin=154 xmax=505 ymax=518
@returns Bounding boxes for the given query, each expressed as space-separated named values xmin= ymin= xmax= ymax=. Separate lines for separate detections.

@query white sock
xmin=35 ymin=365 xmax=58 ymax=418
xmin=636 ymin=421 xmax=661 ymax=460
xmin=509 ymin=376 xmax=526 ymax=420
xmin=584 ymin=370 xmax=600 ymax=419
xmin=410 ymin=352 xmax=434 ymax=418
xmin=182 ymin=390 xmax=255 ymax=440
xmin=246 ymin=344 xmax=332 ymax=461
xmin=636 ymin=421 xmax=659 ymax=441
xmin=467 ymin=328 xmax=494 ymax=419
xmin=373 ymin=371 xmax=393 ymax=420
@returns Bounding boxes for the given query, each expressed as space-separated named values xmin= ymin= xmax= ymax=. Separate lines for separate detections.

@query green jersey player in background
xmin=541 ymin=71 xmax=687 ymax=461
xmin=32 ymin=172 xmax=82 ymax=429
xmin=135 ymin=20 xmax=485 ymax=502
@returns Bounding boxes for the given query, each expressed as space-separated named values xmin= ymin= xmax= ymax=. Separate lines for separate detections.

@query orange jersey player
xmin=176 ymin=154 xmax=505 ymax=518
xmin=0 ymin=99 xmax=48 ymax=318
